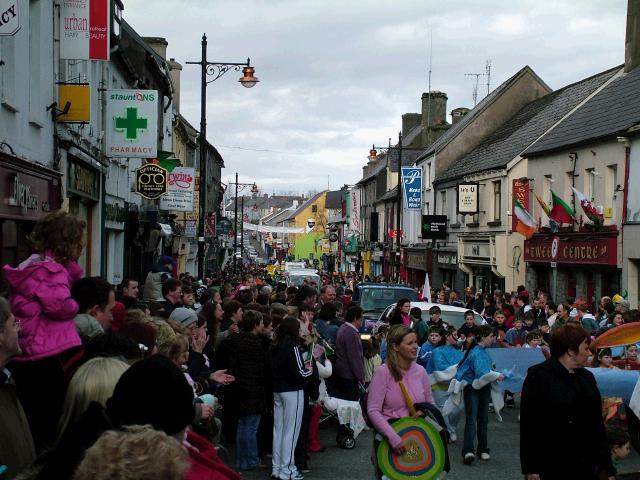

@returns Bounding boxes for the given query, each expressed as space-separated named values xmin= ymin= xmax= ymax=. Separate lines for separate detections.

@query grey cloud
xmin=126 ymin=0 xmax=627 ymax=192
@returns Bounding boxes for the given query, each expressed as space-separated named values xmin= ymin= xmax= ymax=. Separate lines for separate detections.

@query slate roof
xmin=524 ymin=65 xmax=638 ymax=155
xmin=356 ymin=154 xmax=388 ymax=185
xmin=325 ymin=190 xmax=344 ymax=209
xmin=264 ymin=208 xmax=293 ymax=226
xmin=416 ymin=66 xmax=551 ymax=163
xmin=283 ymin=191 xmax=327 ymax=222
xmin=435 ymin=67 xmax=619 ymax=183
xmin=356 ymin=122 xmax=428 ymax=185
xmin=378 ymin=185 xmax=399 ymax=202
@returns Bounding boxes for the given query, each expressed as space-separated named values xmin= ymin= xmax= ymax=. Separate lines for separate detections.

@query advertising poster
xmin=106 ymin=89 xmax=158 ymax=158
xmin=160 ymin=167 xmax=195 ymax=212
xmin=60 ymin=0 xmax=109 ymax=60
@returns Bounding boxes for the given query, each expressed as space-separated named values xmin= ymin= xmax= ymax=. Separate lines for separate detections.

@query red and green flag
xmin=572 ymin=188 xmax=604 ymax=226
xmin=549 ymin=190 xmax=574 ymax=224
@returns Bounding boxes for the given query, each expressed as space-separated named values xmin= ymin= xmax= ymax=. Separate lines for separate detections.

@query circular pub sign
xmin=135 ymin=164 xmax=168 ymax=200
xmin=551 ymin=236 xmax=559 ymax=261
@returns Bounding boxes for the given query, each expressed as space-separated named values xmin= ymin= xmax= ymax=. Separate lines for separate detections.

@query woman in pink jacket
xmin=2 ymin=210 xmax=86 ymax=452
xmin=367 ymin=324 xmax=435 ymax=479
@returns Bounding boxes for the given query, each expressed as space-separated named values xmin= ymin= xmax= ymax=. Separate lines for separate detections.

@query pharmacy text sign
xmin=106 ymin=90 xmax=158 ymax=158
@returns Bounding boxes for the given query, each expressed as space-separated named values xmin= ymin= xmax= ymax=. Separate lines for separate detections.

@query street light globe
xmin=239 ymin=65 xmax=259 ymax=88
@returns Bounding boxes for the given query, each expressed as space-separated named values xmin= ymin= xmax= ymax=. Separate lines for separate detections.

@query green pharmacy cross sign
xmin=115 ymin=107 xmax=148 ymax=140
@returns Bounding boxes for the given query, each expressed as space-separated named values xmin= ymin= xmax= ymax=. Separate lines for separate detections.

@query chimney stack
xmin=401 ymin=113 xmax=422 ymax=136
xmin=168 ymin=58 xmax=182 ymax=111
xmin=143 ymin=37 xmax=168 ymax=60
xmin=451 ymin=107 xmax=470 ymax=125
xmin=421 ymin=91 xmax=448 ymax=129
xmin=625 ymin=0 xmax=640 ymax=73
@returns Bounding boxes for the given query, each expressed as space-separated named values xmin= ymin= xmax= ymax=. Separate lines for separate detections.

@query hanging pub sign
xmin=0 ymin=0 xmax=20 ymax=36
xmin=457 ymin=182 xmax=479 ymax=214
xmin=106 ymin=89 xmax=158 ymax=158
xmin=160 ymin=167 xmax=195 ymax=212
xmin=512 ymin=178 xmax=530 ymax=232
xmin=401 ymin=167 xmax=422 ymax=209
xmin=135 ymin=164 xmax=167 ymax=200
xmin=421 ymin=215 xmax=447 ymax=239
xmin=60 ymin=0 xmax=110 ymax=60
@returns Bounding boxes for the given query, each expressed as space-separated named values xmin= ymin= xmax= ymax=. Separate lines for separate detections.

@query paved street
xmin=239 ymin=405 xmax=640 ymax=479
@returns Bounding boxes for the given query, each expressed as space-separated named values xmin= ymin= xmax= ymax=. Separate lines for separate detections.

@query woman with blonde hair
xmin=73 ymin=425 xmax=188 ymax=480
xmin=367 ymin=325 xmax=436 ymax=478
xmin=57 ymin=357 xmax=130 ymax=439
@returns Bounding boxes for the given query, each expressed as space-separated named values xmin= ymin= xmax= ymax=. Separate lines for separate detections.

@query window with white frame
xmin=544 ymin=175 xmax=554 ymax=204
xmin=440 ymin=190 xmax=447 ymax=216
xmin=607 ymin=164 xmax=618 ymax=208
xmin=586 ymin=168 xmax=597 ymax=202
xmin=493 ymin=180 xmax=501 ymax=221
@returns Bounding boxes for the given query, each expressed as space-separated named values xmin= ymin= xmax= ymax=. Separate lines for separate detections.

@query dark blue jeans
xmin=236 ymin=414 xmax=261 ymax=470
xmin=462 ymin=384 xmax=491 ymax=456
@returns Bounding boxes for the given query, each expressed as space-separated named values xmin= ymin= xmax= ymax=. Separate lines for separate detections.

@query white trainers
xmin=480 ymin=453 xmax=491 ymax=461
xmin=463 ymin=453 xmax=476 ymax=465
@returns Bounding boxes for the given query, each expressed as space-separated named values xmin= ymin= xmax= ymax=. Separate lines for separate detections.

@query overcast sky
xmin=125 ymin=0 xmax=627 ymax=194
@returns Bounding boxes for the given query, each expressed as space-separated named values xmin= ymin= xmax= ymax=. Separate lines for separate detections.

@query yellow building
xmin=281 ymin=191 xmax=329 ymax=261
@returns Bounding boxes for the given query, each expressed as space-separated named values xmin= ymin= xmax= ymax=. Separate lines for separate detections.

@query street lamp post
xmin=228 ymin=173 xmax=258 ymax=272
xmin=186 ymin=34 xmax=258 ymax=280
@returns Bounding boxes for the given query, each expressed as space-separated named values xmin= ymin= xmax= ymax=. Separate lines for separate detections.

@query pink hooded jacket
xmin=3 ymin=254 xmax=83 ymax=361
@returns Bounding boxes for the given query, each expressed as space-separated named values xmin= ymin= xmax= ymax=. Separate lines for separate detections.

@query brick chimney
xmin=168 ymin=58 xmax=182 ymax=111
xmin=143 ymin=37 xmax=168 ymax=60
xmin=451 ymin=107 xmax=470 ymax=125
xmin=421 ymin=91 xmax=448 ymax=129
xmin=625 ymin=0 xmax=640 ymax=73
xmin=402 ymin=113 xmax=422 ymax=136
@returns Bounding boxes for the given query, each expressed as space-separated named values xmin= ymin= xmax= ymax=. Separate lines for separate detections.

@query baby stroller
xmin=321 ymin=393 xmax=367 ymax=449
xmin=322 ymin=373 xmax=368 ymax=450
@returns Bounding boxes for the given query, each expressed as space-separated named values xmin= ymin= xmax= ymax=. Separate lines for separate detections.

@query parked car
xmin=350 ymin=283 xmax=417 ymax=330
xmin=377 ymin=301 xmax=483 ymax=329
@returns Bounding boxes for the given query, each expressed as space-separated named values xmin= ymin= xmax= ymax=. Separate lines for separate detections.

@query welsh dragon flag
xmin=572 ymin=188 xmax=604 ymax=226
xmin=514 ymin=198 xmax=536 ymax=239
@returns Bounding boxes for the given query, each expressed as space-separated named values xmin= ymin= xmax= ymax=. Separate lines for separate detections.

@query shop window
xmin=492 ymin=180 xmax=501 ymax=221
xmin=585 ymin=168 xmax=597 ymax=202
xmin=544 ymin=175 xmax=554 ymax=204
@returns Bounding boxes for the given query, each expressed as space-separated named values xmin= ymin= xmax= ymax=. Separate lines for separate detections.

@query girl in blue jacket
xmin=453 ymin=325 xmax=503 ymax=465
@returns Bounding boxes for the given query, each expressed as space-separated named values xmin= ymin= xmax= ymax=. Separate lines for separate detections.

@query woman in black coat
xmin=520 ymin=324 xmax=615 ymax=480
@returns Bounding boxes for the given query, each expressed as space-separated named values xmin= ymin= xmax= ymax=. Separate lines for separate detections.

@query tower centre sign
xmin=106 ymin=89 xmax=158 ymax=158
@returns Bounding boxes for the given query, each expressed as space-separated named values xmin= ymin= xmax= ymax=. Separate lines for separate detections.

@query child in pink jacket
xmin=2 ymin=210 xmax=86 ymax=452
